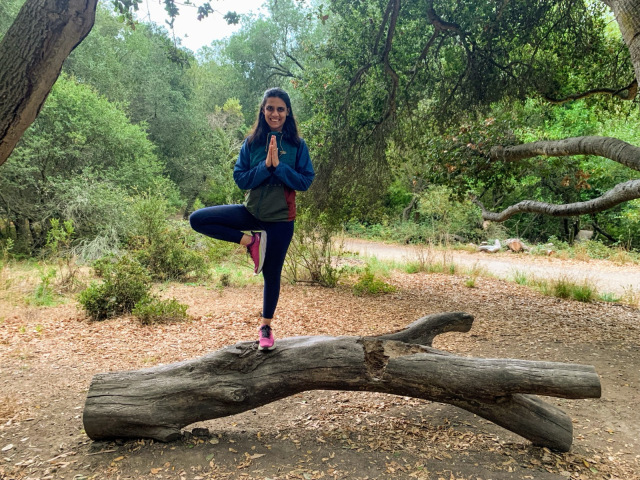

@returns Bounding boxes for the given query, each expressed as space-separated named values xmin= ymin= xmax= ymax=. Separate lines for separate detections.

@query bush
xmin=129 ymin=194 xmax=208 ymax=281
xmin=132 ymin=222 xmax=208 ymax=281
xmin=352 ymin=268 xmax=396 ymax=296
xmin=78 ymin=255 xmax=151 ymax=320
xmin=132 ymin=297 xmax=188 ymax=324
xmin=28 ymin=267 xmax=58 ymax=306
xmin=284 ymin=210 xmax=343 ymax=287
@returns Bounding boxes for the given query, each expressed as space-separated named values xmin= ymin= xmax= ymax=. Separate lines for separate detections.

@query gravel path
xmin=344 ymin=238 xmax=640 ymax=297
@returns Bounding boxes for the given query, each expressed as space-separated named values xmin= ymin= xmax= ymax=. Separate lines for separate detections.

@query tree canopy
xmin=1 ymin=0 xmax=640 ymax=251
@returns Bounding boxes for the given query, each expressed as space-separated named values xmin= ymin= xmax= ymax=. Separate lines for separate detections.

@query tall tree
xmin=307 ymin=0 xmax=640 ymax=226
xmin=0 ymin=0 xmax=97 ymax=167
xmin=1 ymin=74 xmax=164 ymax=252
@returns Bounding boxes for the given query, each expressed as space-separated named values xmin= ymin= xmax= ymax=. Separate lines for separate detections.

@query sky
xmin=136 ymin=0 xmax=267 ymax=52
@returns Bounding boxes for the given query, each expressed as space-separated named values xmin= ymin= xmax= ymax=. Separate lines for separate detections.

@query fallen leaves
xmin=1 ymin=257 xmax=639 ymax=479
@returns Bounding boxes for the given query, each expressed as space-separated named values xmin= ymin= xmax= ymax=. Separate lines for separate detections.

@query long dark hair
xmin=247 ymin=88 xmax=301 ymax=147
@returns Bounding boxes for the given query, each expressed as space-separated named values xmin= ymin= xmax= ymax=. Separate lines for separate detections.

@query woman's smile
xmin=263 ymin=97 xmax=288 ymax=131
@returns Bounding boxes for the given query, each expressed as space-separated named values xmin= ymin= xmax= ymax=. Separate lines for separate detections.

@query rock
xmin=576 ymin=230 xmax=594 ymax=242
xmin=191 ymin=428 xmax=210 ymax=437
xmin=478 ymin=239 xmax=501 ymax=253
xmin=505 ymin=238 xmax=529 ymax=253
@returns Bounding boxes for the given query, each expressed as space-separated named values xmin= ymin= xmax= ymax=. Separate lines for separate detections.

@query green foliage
xmin=128 ymin=194 xmax=208 ymax=281
xmin=284 ymin=210 xmax=343 ymax=287
xmin=536 ymin=276 xmax=595 ymax=303
xmin=46 ymin=219 xmax=74 ymax=257
xmin=45 ymin=218 xmax=82 ymax=291
xmin=0 ymin=238 xmax=14 ymax=271
xmin=598 ymin=292 xmax=621 ymax=303
xmin=345 ymin=185 xmax=490 ymax=245
xmin=2 ymin=74 xmax=165 ymax=255
xmin=28 ymin=268 xmax=58 ymax=307
xmin=352 ymin=268 xmax=396 ymax=297
xmin=132 ymin=297 xmax=188 ymax=325
xmin=78 ymin=256 xmax=151 ymax=321
xmin=512 ymin=270 xmax=529 ymax=286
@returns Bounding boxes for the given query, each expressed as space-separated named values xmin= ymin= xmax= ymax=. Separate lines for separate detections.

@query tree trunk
xmin=83 ymin=312 xmax=601 ymax=452
xmin=0 ymin=0 xmax=97 ymax=167
xmin=606 ymin=0 xmax=640 ymax=83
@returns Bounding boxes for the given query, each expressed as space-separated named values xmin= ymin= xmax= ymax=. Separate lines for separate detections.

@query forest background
xmin=1 ymin=0 xmax=640 ymax=268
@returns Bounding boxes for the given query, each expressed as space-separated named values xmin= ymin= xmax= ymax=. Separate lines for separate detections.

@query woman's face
xmin=263 ymin=97 xmax=289 ymax=132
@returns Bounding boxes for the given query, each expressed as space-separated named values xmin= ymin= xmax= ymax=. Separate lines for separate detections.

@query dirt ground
xmin=1 ymin=253 xmax=639 ymax=480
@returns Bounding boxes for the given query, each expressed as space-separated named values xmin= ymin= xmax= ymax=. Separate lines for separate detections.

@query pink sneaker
xmin=258 ymin=324 xmax=275 ymax=351
xmin=247 ymin=231 xmax=267 ymax=274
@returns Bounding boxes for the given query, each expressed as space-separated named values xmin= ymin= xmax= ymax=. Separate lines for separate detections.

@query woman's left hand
xmin=269 ymin=135 xmax=279 ymax=167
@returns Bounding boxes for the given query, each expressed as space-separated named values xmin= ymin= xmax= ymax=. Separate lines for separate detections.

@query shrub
xmin=352 ymin=268 xmax=396 ymax=296
xmin=132 ymin=297 xmax=188 ymax=324
xmin=0 ymin=238 xmax=13 ymax=271
xmin=29 ymin=268 xmax=58 ymax=306
xmin=45 ymin=218 xmax=81 ymax=291
xmin=132 ymin=222 xmax=208 ymax=281
xmin=78 ymin=255 xmax=151 ymax=320
xmin=598 ymin=292 xmax=621 ymax=303
xmin=284 ymin=210 xmax=343 ymax=287
xmin=540 ymin=276 xmax=595 ymax=303
xmin=129 ymin=194 xmax=208 ymax=281
xmin=570 ymin=282 xmax=595 ymax=302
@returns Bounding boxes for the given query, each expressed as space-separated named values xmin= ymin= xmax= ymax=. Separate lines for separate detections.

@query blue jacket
xmin=233 ymin=132 xmax=315 ymax=221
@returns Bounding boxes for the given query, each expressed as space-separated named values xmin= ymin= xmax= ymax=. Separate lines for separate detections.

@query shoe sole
xmin=258 ymin=344 xmax=276 ymax=351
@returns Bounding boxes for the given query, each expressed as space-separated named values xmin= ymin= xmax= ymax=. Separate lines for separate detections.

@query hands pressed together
xmin=265 ymin=135 xmax=279 ymax=168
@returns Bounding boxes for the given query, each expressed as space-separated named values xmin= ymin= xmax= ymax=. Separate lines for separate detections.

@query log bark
xmin=0 ymin=0 xmax=97 ymax=167
xmin=83 ymin=312 xmax=601 ymax=452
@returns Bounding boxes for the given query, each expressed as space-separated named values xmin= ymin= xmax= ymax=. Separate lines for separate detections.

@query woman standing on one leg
xmin=189 ymin=88 xmax=315 ymax=351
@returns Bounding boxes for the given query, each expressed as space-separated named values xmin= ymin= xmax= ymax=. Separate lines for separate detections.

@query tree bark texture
xmin=479 ymin=136 xmax=640 ymax=221
xmin=606 ymin=0 xmax=640 ymax=83
xmin=0 ymin=0 xmax=97 ymax=167
xmin=474 ymin=180 xmax=640 ymax=222
xmin=83 ymin=312 xmax=601 ymax=452
xmin=490 ymin=136 xmax=640 ymax=172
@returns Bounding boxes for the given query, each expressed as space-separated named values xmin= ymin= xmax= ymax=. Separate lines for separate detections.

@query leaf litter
xmin=0 ymin=261 xmax=639 ymax=479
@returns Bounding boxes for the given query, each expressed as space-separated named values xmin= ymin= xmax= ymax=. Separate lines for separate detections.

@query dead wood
xmin=83 ymin=312 xmax=600 ymax=452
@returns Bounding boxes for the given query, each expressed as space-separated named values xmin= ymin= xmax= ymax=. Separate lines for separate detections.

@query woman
xmin=189 ymin=88 xmax=315 ymax=351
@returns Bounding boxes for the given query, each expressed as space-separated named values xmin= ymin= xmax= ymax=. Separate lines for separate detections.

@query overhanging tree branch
xmin=490 ymin=136 xmax=640 ymax=172
xmin=473 ymin=179 xmax=640 ymax=221
xmin=544 ymin=78 xmax=638 ymax=104
xmin=474 ymin=135 xmax=640 ymax=221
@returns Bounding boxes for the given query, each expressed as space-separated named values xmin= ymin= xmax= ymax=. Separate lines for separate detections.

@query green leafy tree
xmin=303 ymin=0 xmax=640 ymax=244
xmin=0 ymin=74 xmax=166 ymax=253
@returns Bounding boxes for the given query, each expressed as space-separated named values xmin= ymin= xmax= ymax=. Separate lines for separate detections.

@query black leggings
xmin=189 ymin=204 xmax=294 ymax=319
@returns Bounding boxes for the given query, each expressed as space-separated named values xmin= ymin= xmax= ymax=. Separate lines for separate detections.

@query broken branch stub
xmin=83 ymin=312 xmax=600 ymax=452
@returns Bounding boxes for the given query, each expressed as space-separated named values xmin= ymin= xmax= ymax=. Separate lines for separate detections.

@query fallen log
xmin=83 ymin=312 xmax=601 ymax=452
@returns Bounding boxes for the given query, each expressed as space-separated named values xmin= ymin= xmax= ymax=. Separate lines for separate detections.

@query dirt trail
xmin=344 ymin=238 xmax=640 ymax=297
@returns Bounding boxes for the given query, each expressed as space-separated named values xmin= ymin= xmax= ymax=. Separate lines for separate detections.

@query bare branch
xmin=284 ymin=51 xmax=305 ymax=71
xmin=490 ymin=136 xmax=640 ymax=172
xmin=381 ymin=0 xmax=401 ymax=117
xmin=473 ymin=179 xmax=640 ymax=222
xmin=544 ymin=79 xmax=638 ymax=104
xmin=373 ymin=0 xmax=394 ymax=57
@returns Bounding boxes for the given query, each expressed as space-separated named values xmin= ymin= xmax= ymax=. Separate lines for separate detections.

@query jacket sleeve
xmin=233 ymin=139 xmax=271 ymax=190
xmin=273 ymin=139 xmax=315 ymax=192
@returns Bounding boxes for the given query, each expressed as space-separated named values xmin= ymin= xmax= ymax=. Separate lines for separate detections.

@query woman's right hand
xmin=265 ymin=135 xmax=278 ymax=167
